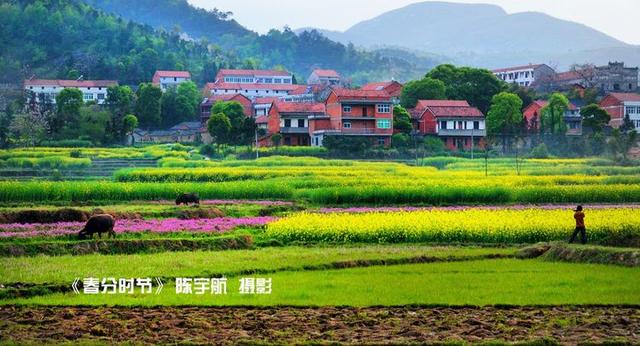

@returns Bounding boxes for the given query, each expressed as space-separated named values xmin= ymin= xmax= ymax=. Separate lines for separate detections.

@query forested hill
xmin=0 ymin=0 xmax=233 ymax=85
xmin=76 ymin=0 xmax=431 ymax=83
xmin=82 ymin=0 xmax=252 ymax=42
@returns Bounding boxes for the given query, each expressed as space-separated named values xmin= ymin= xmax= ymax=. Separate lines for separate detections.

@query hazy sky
xmin=187 ymin=0 xmax=638 ymax=45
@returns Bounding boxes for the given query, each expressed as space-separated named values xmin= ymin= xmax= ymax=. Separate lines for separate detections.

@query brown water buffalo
xmin=78 ymin=214 xmax=116 ymax=239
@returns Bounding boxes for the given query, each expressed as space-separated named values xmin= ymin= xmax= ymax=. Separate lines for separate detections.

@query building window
xmin=83 ymin=93 xmax=94 ymax=101
xmin=377 ymin=138 xmax=386 ymax=145
xmin=274 ymin=78 xmax=282 ymax=84
xmin=284 ymin=119 xmax=291 ymax=127
xmin=97 ymin=94 xmax=105 ymax=100
xmin=265 ymin=78 xmax=273 ymax=83
xmin=298 ymin=119 xmax=305 ymax=128
xmin=440 ymin=121 xmax=447 ymax=130
xmin=283 ymin=79 xmax=291 ymax=84
xmin=343 ymin=105 xmax=352 ymax=113
xmin=473 ymin=121 xmax=480 ymax=130
xmin=377 ymin=104 xmax=391 ymax=113
xmin=376 ymin=119 xmax=391 ymax=129
xmin=343 ymin=122 xmax=352 ymax=129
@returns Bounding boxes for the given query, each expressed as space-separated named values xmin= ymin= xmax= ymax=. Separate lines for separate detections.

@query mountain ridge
xmin=296 ymin=1 xmax=637 ymax=69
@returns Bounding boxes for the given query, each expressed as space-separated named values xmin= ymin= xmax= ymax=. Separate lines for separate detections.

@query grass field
xmin=3 ymin=257 xmax=639 ymax=306
xmin=1 ymin=153 xmax=639 ymax=343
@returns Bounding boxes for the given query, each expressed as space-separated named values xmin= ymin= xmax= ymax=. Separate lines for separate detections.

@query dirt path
xmin=1 ymin=306 xmax=638 ymax=344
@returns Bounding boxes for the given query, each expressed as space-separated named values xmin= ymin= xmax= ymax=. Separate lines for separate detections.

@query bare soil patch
xmin=0 ymin=306 xmax=638 ymax=345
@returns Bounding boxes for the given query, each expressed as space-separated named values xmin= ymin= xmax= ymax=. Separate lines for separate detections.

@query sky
xmin=187 ymin=0 xmax=638 ymax=45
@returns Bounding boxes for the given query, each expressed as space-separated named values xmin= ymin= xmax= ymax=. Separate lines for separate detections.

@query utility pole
xmin=255 ymin=127 xmax=259 ymax=160
xmin=471 ymin=128 xmax=474 ymax=160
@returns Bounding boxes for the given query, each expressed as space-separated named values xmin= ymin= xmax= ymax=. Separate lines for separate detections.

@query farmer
xmin=568 ymin=205 xmax=587 ymax=244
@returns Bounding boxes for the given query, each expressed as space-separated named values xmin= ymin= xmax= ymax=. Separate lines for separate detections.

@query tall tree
xmin=580 ymin=104 xmax=610 ymax=134
xmin=399 ymin=78 xmax=446 ymax=108
xmin=135 ymin=83 xmax=162 ymax=129
xmin=207 ymin=112 xmax=231 ymax=149
xmin=426 ymin=64 xmax=505 ymax=114
xmin=54 ymin=88 xmax=83 ymax=138
xmin=393 ymin=105 xmax=413 ymax=134
xmin=211 ymin=101 xmax=254 ymax=145
xmin=106 ymin=85 xmax=136 ymax=142
xmin=540 ymin=93 xmax=569 ymax=136
xmin=486 ymin=92 xmax=523 ymax=153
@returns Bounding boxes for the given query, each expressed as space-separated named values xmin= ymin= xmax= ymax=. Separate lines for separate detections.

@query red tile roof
xmin=24 ymin=79 xmax=118 ymax=88
xmin=273 ymin=101 xmax=325 ymax=114
xmin=216 ymin=69 xmax=291 ymax=77
xmin=492 ymin=64 xmax=544 ymax=73
xmin=526 ymin=99 xmax=578 ymax=111
xmin=206 ymin=82 xmax=299 ymax=92
xmin=312 ymin=69 xmax=340 ymax=78
xmin=152 ymin=70 xmax=191 ymax=84
xmin=202 ymin=94 xmax=250 ymax=106
xmin=606 ymin=92 xmax=640 ymax=102
xmin=254 ymin=97 xmax=280 ymax=104
xmin=410 ymin=100 xmax=483 ymax=118
xmin=331 ymin=88 xmax=391 ymax=101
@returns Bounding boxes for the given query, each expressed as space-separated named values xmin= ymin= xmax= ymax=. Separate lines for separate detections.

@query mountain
xmin=299 ymin=1 xmax=638 ymax=69
xmin=77 ymin=0 xmax=439 ymax=82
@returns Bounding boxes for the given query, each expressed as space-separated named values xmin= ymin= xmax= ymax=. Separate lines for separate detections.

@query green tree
xmin=391 ymin=133 xmax=410 ymax=149
xmin=400 ymin=78 xmax=446 ymax=108
xmin=135 ymin=83 xmax=162 ymax=129
xmin=393 ymin=105 xmax=413 ymax=134
xmin=271 ymin=133 xmax=282 ymax=148
xmin=580 ymin=104 xmax=610 ymax=134
xmin=207 ymin=112 xmax=231 ymax=149
xmin=540 ymin=93 xmax=569 ymax=136
xmin=106 ymin=85 xmax=136 ymax=142
xmin=123 ymin=114 xmax=139 ymax=136
xmin=9 ymin=110 xmax=50 ymax=147
xmin=211 ymin=101 xmax=254 ymax=145
xmin=486 ymin=92 xmax=523 ymax=153
xmin=54 ymin=88 xmax=83 ymax=138
xmin=426 ymin=64 xmax=505 ymax=114
xmin=76 ymin=105 xmax=111 ymax=145
xmin=609 ymin=128 xmax=638 ymax=162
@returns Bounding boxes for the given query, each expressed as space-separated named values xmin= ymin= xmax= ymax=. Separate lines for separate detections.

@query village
xmin=22 ymin=61 xmax=640 ymax=153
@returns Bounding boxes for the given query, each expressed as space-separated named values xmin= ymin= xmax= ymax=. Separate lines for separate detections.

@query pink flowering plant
xmin=0 ymin=217 xmax=277 ymax=239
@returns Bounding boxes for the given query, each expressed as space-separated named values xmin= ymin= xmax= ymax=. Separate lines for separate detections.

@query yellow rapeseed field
xmin=266 ymin=208 xmax=640 ymax=244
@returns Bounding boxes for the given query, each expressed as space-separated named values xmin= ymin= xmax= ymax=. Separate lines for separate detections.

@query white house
xmin=152 ymin=70 xmax=191 ymax=92
xmin=24 ymin=79 xmax=118 ymax=104
xmin=203 ymin=69 xmax=299 ymax=99
xmin=492 ymin=64 xmax=556 ymax=88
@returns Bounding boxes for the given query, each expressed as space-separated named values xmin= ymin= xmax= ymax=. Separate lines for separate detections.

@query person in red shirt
xmin=569 ymin=205 xmax=587 ymax=244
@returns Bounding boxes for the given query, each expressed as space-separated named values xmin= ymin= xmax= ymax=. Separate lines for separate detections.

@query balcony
xmin=280 ymin=127 xmax=309 ymax=134
xmin=438 ymin=129 xmax=486 ymax=137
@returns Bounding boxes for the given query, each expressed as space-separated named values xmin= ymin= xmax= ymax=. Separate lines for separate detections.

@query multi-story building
xmin=554 ymin=62 xmax=638 ymax=94
xmin=314 ymin=88 xmax=394 ymax=147
xmin=522 ymin=100 xmax=582 ymax=136
xmin=599 ymin=92 xmax=640 ymax=130
xmin=204 ymin=69 xmax=299 ymax=99
xmin=307 ymin=69 xmax=341 ymax=86
xmin=264 ymin=101 xmax=326 ymax=146
xmin=258 ymin=88 xmax=394 ymax=147
xmin=492 ymin=64 xmax=556 ymax=89
xmin=152 ymin=70 xmax=191 ymax=92
xmin=24 ymin=79 xmax=118 ymax=105
xmin=409 ymin=100 xmax=486 ymax=151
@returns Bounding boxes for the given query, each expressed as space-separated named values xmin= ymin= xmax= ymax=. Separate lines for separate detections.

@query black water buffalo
xmin=78 ymin=214 xmax=116 ymax=239
xmin=176 ymin=193 xmax=200 ymax=206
